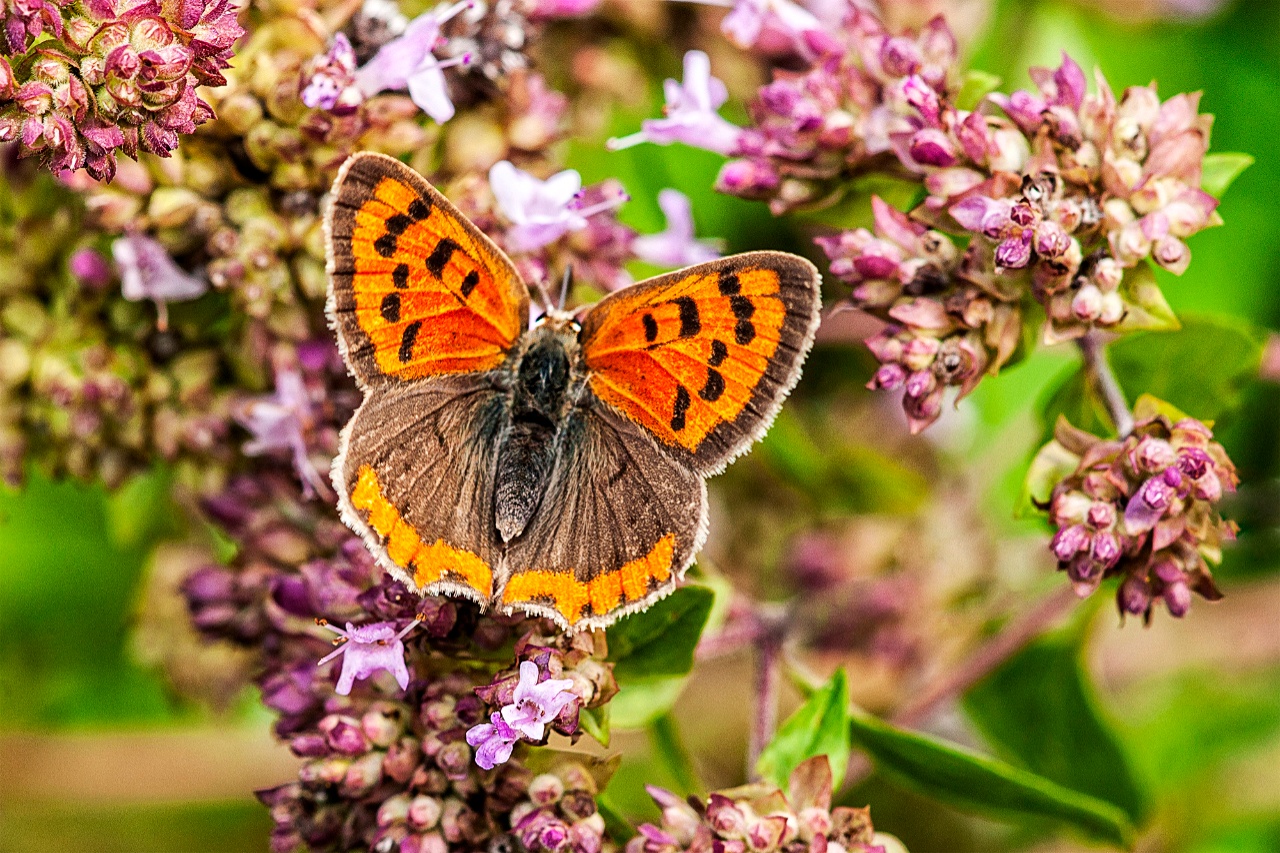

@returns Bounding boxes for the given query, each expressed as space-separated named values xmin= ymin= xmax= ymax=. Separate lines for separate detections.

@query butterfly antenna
xmin=557 ymin=264 xmax=573 ymax=311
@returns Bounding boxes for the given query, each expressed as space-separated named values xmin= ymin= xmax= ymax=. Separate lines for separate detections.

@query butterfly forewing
xmin=325 ymin=152 xmax=529 ymax=388
xmin=580 ymin=251 xmax=822 ymax=475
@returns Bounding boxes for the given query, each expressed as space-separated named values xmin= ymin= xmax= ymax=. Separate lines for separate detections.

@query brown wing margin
xmin=324 ymin=152 xmax=529 ymax=389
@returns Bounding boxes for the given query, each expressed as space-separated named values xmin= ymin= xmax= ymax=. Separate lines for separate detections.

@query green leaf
xmin=1019 ymin=433 xmax=1082 ymax=515
xmin=1201 ymin=152 xmax=1254 ymax=199
xmin=1116 ymin=264 xmax=1180 ymax=333
xmin=956 ymin=70 xmax=1003 ymax=111
xmin=963 ymin=634 xmax=1148 ymax=824
xmin=1039 ymin=315 xmax=1264 ymax=440
xmin=607 ymin=586 xmax=714 ymax=681
xmin=757 ymin=669 xmax=852 ymax=791
xmin=579 ymin=703 xmax=611 ymax=748
xmin=847 ymin=710 xmax=1135 ymax=847
xmin=610 ymin=675 xmax=689 ymax=730
xmin=649 ymin=713 xmax=701 ymax=796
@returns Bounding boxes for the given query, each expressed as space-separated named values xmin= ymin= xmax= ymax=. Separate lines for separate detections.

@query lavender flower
xmin=465 ymin=711 xmax=520 ymax=770
xmin=318 ymin=617 xmax=420 ymax=695
xmin=719 ymin=0 xmax=828 ymax=59
xmin=355 ymin=0 xmax=474 ymax=122
xmin=632 ymin=189 xmax=721 ymax=268
xmin=501 ymin=660 xmax=576 ymax=740
xmin=607 ymin=50 xmax=743 ymax=156
xmin=301 ymin=34 xmax=363 ymax=114
xmin=490 ymin=160 xmax=627 ymax=253
xmin=112 ymin=232 xmax=207 ymax=330
xmin=234 ymin=365 xmax=329 ymax=499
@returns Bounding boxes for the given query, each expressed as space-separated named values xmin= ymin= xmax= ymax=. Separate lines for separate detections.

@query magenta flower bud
xmin=870 ymin=363 xmax=908 ymax=391
xmin=956 ymin=110 xmax=990 ymax=162
xmin=321 ymin=716 xmax=370 ymax=756
xmin=1035 ymin=221 xmax=1071 ymax=258
xmin=949 ymin=195 xmax=1005 ymax=235
xmin=69 ymin=247 xmax=113 ymax=288
xmin=715 ymin=158 xmax=780 ymax=197
xmin=1134 ymin=437 xmax=1176 ymax=472
xmin=881 ymin=36 xmax=923 ymax=77
xmin=1162 ymin=466 xmax=1184 ymax=489
xmin=993 ymin=89 xmax=1047 ymax=133
xmin=1125 ymin=476 xmax=1175 ymax=533
xmin=1153 ymin=235 xmax=1190 ymax=275
xmin=1163 ymin=580 xmax=1192 ymax=617
xmin=747 ymin=815 xmax=789 ymax=850
xmin=907 ymin=128 xmax=957 ymax=167
xmin=904 ymin=369 xmax=937 ymax=399
xmin=995 ymin=232 xmax=1033 ymax=269
xmin=1053 ymin=52 xmax=1087 ymax=110
xmin=1119 ymin=574 xmax=1151 ymax=615
xmin=852 ymin=244 xmax=903 ymax=280
xmin=902 ymin=74 xmax=941 ymax=125
xmin=1092 ymin=531 xmax=1123 ymax=567
xmin=1051 ymin=523 xmax=1090 ymax=561
xmin=707 ymin=794 xmax=748 ymax=838
xmin=289 ymin=733 xmax=329 ymax=757
xmin=1087 ymin=502 xmax=1117 ymax=529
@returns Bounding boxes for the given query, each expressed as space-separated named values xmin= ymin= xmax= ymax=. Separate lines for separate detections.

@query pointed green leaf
xmin=607 ymin=586 xmax=714 ymax=680
xmin=757 ymin=669 xmax=852 ymax=790
xmin=1117 ymin=265 xmax=1180 ymax=333
xmin=963 ymin=634 xmax=1148 ymax=823
xmin=610 ymin=676 xmax=690 ymax=730
xmin=847 ymin=710 xmax=1134 ymax=847
xmin=956 ymin=70 xmax=1003 ymax=111
xmin=579 ymin=703 xmax=611 ymax=748
xmin=1201 ymin=152 xmax=1254 ymax=199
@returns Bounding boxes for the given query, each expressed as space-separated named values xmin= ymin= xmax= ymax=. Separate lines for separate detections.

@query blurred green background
xmin=5 ymin=0 xmax=1280 ymax=850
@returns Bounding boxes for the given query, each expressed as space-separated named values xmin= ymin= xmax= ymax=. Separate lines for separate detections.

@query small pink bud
xmin=1152 ymin=235 xmax=1190 ymax=275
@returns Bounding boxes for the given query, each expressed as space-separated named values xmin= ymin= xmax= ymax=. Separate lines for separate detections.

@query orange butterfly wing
xmin=325 ymin=152 xmax=528 ymax=387
xmin=580 ymin=252 xmax=821 ymax=473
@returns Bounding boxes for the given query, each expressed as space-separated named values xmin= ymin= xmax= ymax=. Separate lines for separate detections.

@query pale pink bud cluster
xmin=715 ymin=10 xmax=962 ymax=215
xmin=817 ymin=196 xmax=1021 ymax=432
xmin=1042 ymin=404 xmax=1237 ymax=621
xmin=0 ymin=0 xmax=243 ymax=179
xmin=629 ymin=757 xmax=897 ymax=853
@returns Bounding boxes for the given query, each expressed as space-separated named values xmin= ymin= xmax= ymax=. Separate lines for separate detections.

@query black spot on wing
xmin=460 ymin=270 xmax=480 ymax=298
xmin=380 ymin=292 xmax=400 ymax=323
xmin=398 ymin=320 xmax=422 ymax=363
xmin=392 ymin=263 xmax=410 ymax=288
xmin=408 ymin=198 xmax=431 ymax=221
xmin=384 ymin=213 xmax=412 ymax=235
xmin=718 ymin=271 xmax=741 ymax=295
xmin=731 ymin=295 xmax=756 ymax=345
xmin=642 ymin=313 xmax=658 ymax=343
xmin=425 ymin=239 xmax=459 ymax=279
xmin=700 ymin=368 xmax=725 ymax=402
xmin=374 ymin=233 xmax=397 ymax=258
xmin=674 ymin=296 xmax=701 ymax=337
xmin=709 ymin=339 xmax=728 ymax=366
xmin=670 ymin=385 xmax=691 ymax=432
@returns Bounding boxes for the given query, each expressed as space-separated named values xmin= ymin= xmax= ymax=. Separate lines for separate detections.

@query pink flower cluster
xmin=1041 ymin=401 xmax=1237 ymax=621
xmin=0 ymin=0 xmax=242 ymax=179
xmin=629 ymin=757 xmax=897 ymax=853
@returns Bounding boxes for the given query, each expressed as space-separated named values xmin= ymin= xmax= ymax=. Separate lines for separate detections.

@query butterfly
xmin=325 ymin=152 xmax=821 ymax=630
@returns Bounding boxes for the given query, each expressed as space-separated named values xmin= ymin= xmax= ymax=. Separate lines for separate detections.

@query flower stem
xmin=842 ymin=585 xmax=1077 ymax=790
xmin=1079 ymin=331 xmax=1134 ymax=437
xmin=747 ymin=622 xmax=785 ymax=778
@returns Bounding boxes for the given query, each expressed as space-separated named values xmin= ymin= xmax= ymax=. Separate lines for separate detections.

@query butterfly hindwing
xmin=579 ymin=251 xmax=822 ymax=474
xmin=498 ymin=402 xmax=705 ymax=630
xmin=335 ymin=373 xmax=507 ymax=606
xmin=325 ymin=152 xmax=529 ymax=389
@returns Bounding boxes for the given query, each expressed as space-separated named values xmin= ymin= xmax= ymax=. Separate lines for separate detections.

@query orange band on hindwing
xmin=501 ymin=535 xmax=676 ymax=623
xmin=351 ymin=464 xmax=493 ymax=598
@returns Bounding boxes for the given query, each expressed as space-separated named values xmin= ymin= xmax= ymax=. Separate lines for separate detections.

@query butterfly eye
xmin=569 ymin=319 xmax=582 ymax=333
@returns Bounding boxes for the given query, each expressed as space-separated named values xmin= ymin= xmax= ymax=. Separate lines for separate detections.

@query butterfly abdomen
xmin=493 ymin=325 xmax=580 ymax=543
